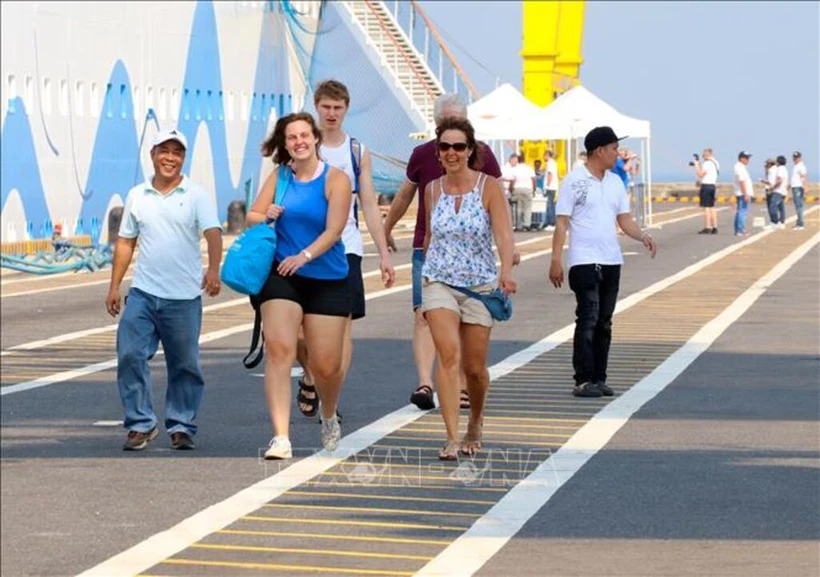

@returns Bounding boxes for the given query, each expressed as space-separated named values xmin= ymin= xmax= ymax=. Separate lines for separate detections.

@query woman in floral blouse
xmin=421 ymin=117 xmax=517 ymax=460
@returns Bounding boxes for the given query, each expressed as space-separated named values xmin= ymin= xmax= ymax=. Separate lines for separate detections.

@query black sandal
xmin=297 ymin=378 xmax=319 ymax=417
xmin=459 ymin=389 xmax=471 ymax=410
xmin=410 ymin=385 xmax=435 ymax=410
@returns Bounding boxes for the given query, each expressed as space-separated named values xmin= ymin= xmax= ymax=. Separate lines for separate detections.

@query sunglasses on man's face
xmin=437 ymin=141 xmax=469 ymax=152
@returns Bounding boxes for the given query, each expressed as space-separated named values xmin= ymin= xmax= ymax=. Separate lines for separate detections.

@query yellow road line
xmin=417 ymin=415 xmax=590 ymax=424
xmin=191 ymin=543 xmax=434 ymax=561
xmin=217 ymin=528 xmax=451 ymax=546
xmin=242 ymin=515 xmax=468 ymax=531
xmin=341 ymin=462 xmax=536 ymax=475
xmin=395 ymin=428 xmax=573 ymax=439
xmin=380 ymin=436 xmax=563 ymax=447
xmin=407 ymin=421 xmax=580 ymax=431
xmin=161 ymin=558 xmax=415 ymax=576
xmin=283 ymin=490 xmax=496 ymax=506
xmin=482 ymin=409 xmax=598 ymax=417
xmin=298 ymin=480 xmax=509 ymax=492
xmin=316 ymin=469 xmax=519 ymax=482
xmin=261 ymin=503 xmax=482 ymax=518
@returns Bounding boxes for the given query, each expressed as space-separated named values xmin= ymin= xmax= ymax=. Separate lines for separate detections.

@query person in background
xmin=790 ymin=151 xmax=808 ymax=230
xmin=573 ymin=151 xmax=588 ymax=171
xmin=761 ymin=158 xmax=776 ymax=226
xmin=382 ymin=94 xmax=504 ymax=414
xmin=732 ymin=151 xmax=754 ymax=236
xmin=543 ymin=150 xmax=559 ymax=231
xmin=533 ymin=159 xmax=546 ymax=230
xmin=693 ymin=148 xmax=720 ymax=234
xmin=768 ymin=155 xmax=789 ymax=229
xmin=549 ymin=126 xmax=657 ymax=399
xmin=247 ymin=112 xmax=352 ymax=459
xmin=421 ymin=117 xmax=516 ymax=459
xmin=507 ymin=154 xmax=537 ymax=231
xmin=611 ymin=148 xmax=630 ymax=188
xmin=106 ymin=128 xmax=223 ymax=452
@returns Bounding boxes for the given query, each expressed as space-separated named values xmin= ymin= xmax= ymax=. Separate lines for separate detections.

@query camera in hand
xmin=688 ymin=153 xmax=700 ymax=167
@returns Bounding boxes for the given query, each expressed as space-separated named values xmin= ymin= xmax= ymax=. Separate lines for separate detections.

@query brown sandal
xmin=460 ymin=418 xmax=483 ymax=456
xmin=439 ymin=441 xmax=459 ymax=461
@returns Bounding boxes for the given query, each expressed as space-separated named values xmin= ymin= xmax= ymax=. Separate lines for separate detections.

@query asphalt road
xmin=2 ymin=202 xmax=817 ymax=577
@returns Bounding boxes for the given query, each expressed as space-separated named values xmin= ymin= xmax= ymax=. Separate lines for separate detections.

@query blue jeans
xmin=792 ymin=187 xmax=805 ymax=226
xmin=117 ymin=288 xmax=204 ymax=436
xmin=734 ymin=196 xmax=749 ymax=233
xmin=768 ymin=193 xmax=786 ymax=224
xmin=545 ymin=189 xmax=556 ymax=227
xmin=412 ymin=249 xmax=424 ymax=310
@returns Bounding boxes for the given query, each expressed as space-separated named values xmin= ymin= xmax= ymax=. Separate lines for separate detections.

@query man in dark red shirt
xmin=384 ymin=94 xmax=504 ymax=411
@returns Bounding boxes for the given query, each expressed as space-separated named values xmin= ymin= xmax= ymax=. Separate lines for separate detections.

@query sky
xmin=417 ymin=1 xmax=819 ymax=182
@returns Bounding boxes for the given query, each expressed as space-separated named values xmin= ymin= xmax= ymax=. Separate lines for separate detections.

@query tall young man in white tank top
xmin=294 ymin=80 xmax=396 ymax=419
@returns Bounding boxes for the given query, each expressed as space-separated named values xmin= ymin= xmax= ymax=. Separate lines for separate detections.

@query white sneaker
xmin=320 ymin=414 xmax=341 ymax=452
xmin=264 ymin=436 xmax=292 ymax=460
xmin=777 ymin=223 xmax=786 ymax=229
xmin=794 ymin=225 xmax=805 ymax=230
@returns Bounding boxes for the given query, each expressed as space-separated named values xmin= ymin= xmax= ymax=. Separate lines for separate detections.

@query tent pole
xmin=646 ymin=136 xmax=653 ymax=227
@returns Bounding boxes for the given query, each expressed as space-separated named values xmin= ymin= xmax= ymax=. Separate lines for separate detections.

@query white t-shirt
xmin=320 ymin=134 xmax=366 ymax=256
xmin=545 ymin=158 xmax=559 ymax=190
xmin=733 ymin=162 xmax=754 ymax=197
xmin=791 ymin=161 xmax=807 ymax=188
xmin=771 ymin=165 xmax=789 ymax=195
xmin=701 ymin=158 xmax=719 ymax=185
xmin=766 ymin=166 xmax=777 ymax=188
xmin=556 ymin=165 xmax=631 ymax=268
xmin=504 ymin=163 xmax=535 ymax=190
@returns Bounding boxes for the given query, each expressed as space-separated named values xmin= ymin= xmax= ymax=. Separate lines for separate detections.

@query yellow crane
xmin=521 ymin=0 xmax=585 ymax=175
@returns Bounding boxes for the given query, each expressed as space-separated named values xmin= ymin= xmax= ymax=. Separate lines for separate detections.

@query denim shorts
xmin=412 ymin=249 xmax=424 ymax=311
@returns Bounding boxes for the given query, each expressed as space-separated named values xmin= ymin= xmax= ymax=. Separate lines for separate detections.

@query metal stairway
xmin=341 ymin=0 xmax=478 ymax=132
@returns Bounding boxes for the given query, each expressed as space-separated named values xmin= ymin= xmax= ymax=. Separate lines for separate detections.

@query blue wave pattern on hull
xmin=1 ymin=1 xmax=291 ymax=237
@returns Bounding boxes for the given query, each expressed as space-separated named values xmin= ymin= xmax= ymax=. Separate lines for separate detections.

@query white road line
xmin=649 ymin=206 xmax=729 ymax=228
xmin=0 ymin=249 xmax=552 ymax=393
xmin=71 ymin=213 xmax=815 ymax=577
xmin=416 ymin=230 xmax=820 ymax=577
xmin=0 ymin=234 xmax=417 ymax=292
xmin=1 ymin=235 xmax=558 ymax=356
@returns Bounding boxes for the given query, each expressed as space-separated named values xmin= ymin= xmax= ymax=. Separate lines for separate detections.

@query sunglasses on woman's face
xmin=437 ymin=141 xmax=469 ymax=152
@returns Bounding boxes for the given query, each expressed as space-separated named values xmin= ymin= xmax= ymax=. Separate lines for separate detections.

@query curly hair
xmin=260 ymin=112 xmax=322 ymax=165
xmin=434 ymin=117 xmax=485 ymax=171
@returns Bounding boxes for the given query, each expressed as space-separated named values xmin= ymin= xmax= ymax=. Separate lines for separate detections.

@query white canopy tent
xmin=467 ymin=83 xmax=564 ymax=141
xmin=540 ymin=85 xmax=654 ymax=225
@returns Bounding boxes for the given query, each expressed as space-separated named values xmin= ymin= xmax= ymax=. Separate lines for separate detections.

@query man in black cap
xmin=549 ymin=126 xmax=658 ymax=398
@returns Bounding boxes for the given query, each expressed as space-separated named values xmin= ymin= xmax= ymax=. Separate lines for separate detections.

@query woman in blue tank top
xmin=247 ymin=112 xmax=352 ymax=459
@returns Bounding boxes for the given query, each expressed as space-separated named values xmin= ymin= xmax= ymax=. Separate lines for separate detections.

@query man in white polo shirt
xmin=549 ymin=126 xmax=658 ymax=398
xmin=106 ymin=128 xmax=223 ymax=451
xmin=733 ymin=150 xmax=754 ymax=236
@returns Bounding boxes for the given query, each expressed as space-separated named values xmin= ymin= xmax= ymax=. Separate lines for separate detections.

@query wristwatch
xmin=302 ymin=250 xmax=313 ymax=261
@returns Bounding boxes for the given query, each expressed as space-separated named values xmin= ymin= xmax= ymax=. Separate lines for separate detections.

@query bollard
xmin=226 ymin=200 xmax=246 ymax=235
xmin=107 ymin=207 xmax=124 ymax=244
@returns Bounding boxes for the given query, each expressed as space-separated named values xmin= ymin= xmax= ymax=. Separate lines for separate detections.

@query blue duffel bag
xmin=221 ymin=165 xmax=290 ymax=295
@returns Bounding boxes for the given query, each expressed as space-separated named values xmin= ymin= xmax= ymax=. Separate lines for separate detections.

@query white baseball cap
xmin=152 ymin=128 xmax=188 ymax=150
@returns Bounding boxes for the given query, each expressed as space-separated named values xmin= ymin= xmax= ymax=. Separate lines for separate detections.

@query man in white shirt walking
xmin=549 ymin=126 xmax=658 ymax=398
xmin=106 ymin=129 xmax=223 ymax=451
xmin=693 ymin=148 xmax=720 ymax=234
xmin=790 ymin=151 xmax=808 ymax=230
xmin=732 ymin=151 xmax=754 ymax=236
xmin=503 ymin=154 xmax=537 ymax=231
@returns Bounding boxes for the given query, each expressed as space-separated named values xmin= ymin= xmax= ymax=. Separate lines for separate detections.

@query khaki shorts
xmin=421 ymin=280 xmax=494 ymax=327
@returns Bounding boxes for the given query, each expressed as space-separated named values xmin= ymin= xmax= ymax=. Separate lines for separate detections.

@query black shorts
xmin=251 ymin=263 xmax=350 ymax=317
xmin=347 ymin=254 xmax=365 ymax=320
xmin=699 ymin=184 xmax=716 ymax=208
